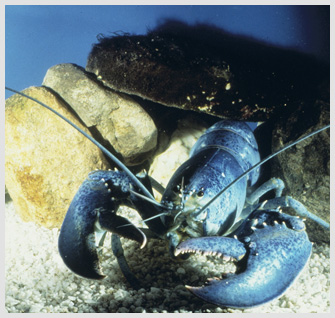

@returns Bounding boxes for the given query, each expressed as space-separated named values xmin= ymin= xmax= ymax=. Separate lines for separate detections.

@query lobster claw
xmin=175 ymin=211 xmax=312 ymax=308
xmin=58 ymin=171 xmax=146 ymax=280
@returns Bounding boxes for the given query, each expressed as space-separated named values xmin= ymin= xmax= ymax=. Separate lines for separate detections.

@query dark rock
xmin=268 ymin=99 xmax=330 ymax=243
xmin=86 ymin=21 xmax=328 ymax=121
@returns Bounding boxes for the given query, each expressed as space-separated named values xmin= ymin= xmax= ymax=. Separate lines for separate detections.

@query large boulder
xmin=5 ymin=86 xmax=110 ymax=228
xmin=86 ymin=23 xmax=328 ymax=121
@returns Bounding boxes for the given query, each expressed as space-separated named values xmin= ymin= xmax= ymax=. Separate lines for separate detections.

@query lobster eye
xmin=197 ymin=190 xmax=204 ymax=197
xmin=173 ymin=185 xmax=181 ymax=193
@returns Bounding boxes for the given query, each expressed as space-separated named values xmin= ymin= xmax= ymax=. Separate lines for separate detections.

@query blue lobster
xmin=6 ymin=87 xmax=330 ymax=309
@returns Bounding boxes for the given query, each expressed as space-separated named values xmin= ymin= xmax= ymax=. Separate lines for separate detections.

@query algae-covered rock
xmin=86 ymin=23 xmax=328 ymax=121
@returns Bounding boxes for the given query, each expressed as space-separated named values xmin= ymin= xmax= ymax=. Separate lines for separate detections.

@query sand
xmin=5 ymin=199 xmax=330 ymax=313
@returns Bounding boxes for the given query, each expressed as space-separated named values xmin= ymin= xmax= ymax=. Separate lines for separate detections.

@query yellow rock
xmin=5 ymin=86 xmax=110 ymax=228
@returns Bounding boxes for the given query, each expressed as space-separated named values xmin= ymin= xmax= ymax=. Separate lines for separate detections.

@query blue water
xmin=5 ymin=5 xmax=329 ymax=99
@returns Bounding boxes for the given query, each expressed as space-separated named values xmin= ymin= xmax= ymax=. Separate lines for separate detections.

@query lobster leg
xmin=243 ymin=177 xmax=329 ymax=229
xmin=260 ymin=196 xmax=330 ymax=230
xmin=111 ymin=233 xmax=142 ymax=290
xmin=246 ymin=177 xmax=285 ymax=205
xmin=175 ymin=210 xmax=312 ymax=308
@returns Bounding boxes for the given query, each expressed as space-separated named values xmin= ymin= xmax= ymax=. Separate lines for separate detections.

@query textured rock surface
xmin=86 ymin=22 xmax=328 ymax=121
xmin=5 ymin=86 xmax=110 ymax=228
xmin=43 ymin=63 xmax=157 ymax=165
xmin=269 ymin=100 xmax=330 ymax=243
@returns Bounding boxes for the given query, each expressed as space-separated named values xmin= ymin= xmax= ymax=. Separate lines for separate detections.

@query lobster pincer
xmin=58 ymin=169 xmax=165 ymax=280
xmin=175 ymin=210 xmax=312 ymax=309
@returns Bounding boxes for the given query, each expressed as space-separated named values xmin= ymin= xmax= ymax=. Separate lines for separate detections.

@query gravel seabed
xmin=5 ymin=199 xmax=330 ymax=313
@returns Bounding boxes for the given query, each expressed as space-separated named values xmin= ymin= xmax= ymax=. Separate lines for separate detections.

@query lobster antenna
xmin=128 ymin=189 xmax=166 ymax=208
xmin=116 ymin=211 xmax=170 ymax=229
xmin=197 ymin=124 xmax=330 ymax=216
xmin=5 ymin=86 xmax=157 ymax=202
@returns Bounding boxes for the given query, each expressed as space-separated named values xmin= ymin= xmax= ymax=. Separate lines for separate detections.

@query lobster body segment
xmin=190 ymin=120 xmax=261 ymax=186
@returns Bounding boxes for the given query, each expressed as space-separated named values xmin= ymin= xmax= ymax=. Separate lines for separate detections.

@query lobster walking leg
xmin=111 ymin=233 xmax=141 ymax=290
xmin=242 ymin=177 xmax=328 ymax=229
xmin=246 ymin=177 xmax=285 ymax=205
xmin=237 ymin=177 xmax=285 ymax=220
xmin=111 ymin=227 xmax=167 ymax=288
xmin=260 ymin=196 xmax=330 ymax=230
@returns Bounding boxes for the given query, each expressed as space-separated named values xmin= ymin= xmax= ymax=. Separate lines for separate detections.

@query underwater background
xmin=5 ymin=5 xmax=329 ymax=99
xmin=5 ymin=4 xmax=330 ymax=313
